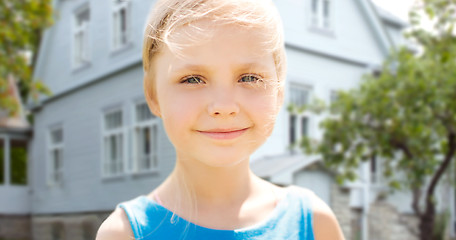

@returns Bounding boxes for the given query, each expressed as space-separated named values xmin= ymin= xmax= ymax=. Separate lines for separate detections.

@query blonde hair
xmin=143 ymin=0 xmax=287 ymax=99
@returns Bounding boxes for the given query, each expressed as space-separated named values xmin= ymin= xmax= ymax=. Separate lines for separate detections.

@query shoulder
xmin=96 ymin=208 xmax=134 ymax=240
xmin=288 ymin=186 xmax=345 ymax=240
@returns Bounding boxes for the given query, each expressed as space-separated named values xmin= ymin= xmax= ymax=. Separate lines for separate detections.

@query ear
xmin=143 ymin=74 xmax=162 ymax=118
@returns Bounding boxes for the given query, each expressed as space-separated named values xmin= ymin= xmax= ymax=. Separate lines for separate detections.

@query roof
xmin=251 ymin=153 xmax=322 ymax=179
xmin=374 ymin=3 xmax=409 ymax=28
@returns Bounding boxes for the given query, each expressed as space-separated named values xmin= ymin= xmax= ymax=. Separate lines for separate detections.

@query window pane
xmin=106 ymin=133 xmax=123 ymax=175
xmin=289 ymin=115 xmax=296 ymax=144
xmin=311 ymin=0 xmax=319 ymax=26
xmin=323 ymin=0 xmax=330 ymax=17
xmin=290 ymin=87 xmax=309 ymax=107
xmin=52 ymin=149 xmax=61 ymax=183
xmin=136 ymin=103 xmax=153 ymax=122
xmin=323 ymin=0 xmax=331 ymax=28
xmin=312 ymin=0 xmax=318 ymax=13
xmin=120 ymin=8 xmax=127 ymax=44
xmin=142 ymin=127 xmax=151 ymax=169
xmin=0 ymin=139 xmax=4 ymax=184
xmin=10 ymin=140 xmax=27 ymax=185
xmin=51 ymin=128 xmax=63 ymax=144
xmin=144 ymin=127 xmax=151 ymax=155
xmin=118 ymin=134 xmax=123 ymax=173
xmin=105 ymin=111 xmax=122 ymax=130
xmin=152 ymin=125 xmax=158 ymax=168
xmin=110 ymin=135 xmax=117 ymax=162
xmin=76 ymin=9 xmax=90 ymax=26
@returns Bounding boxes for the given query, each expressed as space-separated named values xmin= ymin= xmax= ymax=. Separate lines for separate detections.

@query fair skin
xmin=97 ymin=21 xmax=345 ymax=240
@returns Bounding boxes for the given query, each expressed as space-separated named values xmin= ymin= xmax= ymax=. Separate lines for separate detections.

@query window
xmin=289 ymin=84 xmax=311 ymax=151
xmin=133 ymin=102 xmax=158 ymax=173
xmin=73 ymin=6 xmax=90 ymax=68
xmin=102 ymin=109 xmax=124 ymax=177
xmin=330 ymin=90 xmax=339 ymax=104
xmin=290 ymin=86 xmax=310 ymax=107
xmin=310 ymin=0 xmax=333 ymax=30
xmin=0 ymin=137 xmax=28 ymax=186
xmin=10 ymin=139 xmax=27 ymax=185
xmin=48 ymin=128 xmax=63 ymax=186
xmin=112 ymin=0 xmax=131 ymax=50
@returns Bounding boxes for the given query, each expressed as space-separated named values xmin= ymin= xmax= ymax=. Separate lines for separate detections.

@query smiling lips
xmin=197 ymin=128 xmax=249 ymax=140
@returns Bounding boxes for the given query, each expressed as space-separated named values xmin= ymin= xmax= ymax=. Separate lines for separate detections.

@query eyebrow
xmin=172 ymin=62 xmax=272 ymax=74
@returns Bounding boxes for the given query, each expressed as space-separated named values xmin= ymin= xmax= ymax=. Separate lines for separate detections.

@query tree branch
xmin=425 ymin=133 xmax=456 ymax=212
xmin=390 ymin=138 xmax=414 ymax=159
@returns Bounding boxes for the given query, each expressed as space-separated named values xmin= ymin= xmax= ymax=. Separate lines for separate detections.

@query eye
xmin=180 ymin=75 xmax=205 ymax=84
xmin=239 ymin=74 xmax=263 ymax=83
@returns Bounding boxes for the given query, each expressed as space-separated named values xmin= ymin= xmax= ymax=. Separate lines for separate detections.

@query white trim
xmin=288 ymin=83 xmax=314 ymax=153
xmin=72 ymin=3 xmax=91 ymax=70
xmin=308 ymin=0 xmax=335 ymax=33
xmin=111 ymin=0 xmax=131 ymax=52
xmin=46 ymin=125 xmax=64 ymax=187
xmin=131 ymin=101 xmax=159 ymax=174
xmin=100 ymin=107 xmax=127 ymax=179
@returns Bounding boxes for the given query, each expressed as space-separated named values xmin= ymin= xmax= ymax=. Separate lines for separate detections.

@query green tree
xmin=0 ymin=0 xmax=53 ymax=116
xmin=300 ymin=1 xmax=456 ymax=239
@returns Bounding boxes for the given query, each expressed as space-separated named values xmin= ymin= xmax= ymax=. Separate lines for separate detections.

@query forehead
xmin=158 ymin=20 xmax=275 ymax=69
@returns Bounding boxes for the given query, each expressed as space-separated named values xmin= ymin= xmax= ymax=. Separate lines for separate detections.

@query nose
xmin=207 ymin=89 xmax=240 ymax=117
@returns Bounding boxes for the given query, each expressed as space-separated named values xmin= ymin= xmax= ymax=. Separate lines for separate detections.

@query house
xmin=2 ymin=0 xmax=449 ymax=240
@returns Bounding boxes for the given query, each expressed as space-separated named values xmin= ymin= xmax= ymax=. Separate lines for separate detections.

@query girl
xmin=97 ymin=0 xmax=344 ymax=239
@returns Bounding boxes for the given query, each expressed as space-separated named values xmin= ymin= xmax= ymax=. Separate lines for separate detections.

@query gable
xmin=274 ymin=0 xmax=395 ymax=66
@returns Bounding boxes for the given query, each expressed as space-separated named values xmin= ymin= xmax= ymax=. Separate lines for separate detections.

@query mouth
xmin=197 ymin=128 xmax=249 ymax=140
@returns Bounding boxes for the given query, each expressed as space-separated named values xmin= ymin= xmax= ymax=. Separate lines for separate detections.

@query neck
xmin=167 ymin=154 xmax=258 ymax=207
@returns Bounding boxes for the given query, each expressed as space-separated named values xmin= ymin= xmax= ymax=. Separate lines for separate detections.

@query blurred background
xmin=1 ymin=0 xmax=455 ymax=240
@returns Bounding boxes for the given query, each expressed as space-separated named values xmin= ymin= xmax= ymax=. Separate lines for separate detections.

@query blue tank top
xmin=118 ymin=187 xmax=315 ymax=239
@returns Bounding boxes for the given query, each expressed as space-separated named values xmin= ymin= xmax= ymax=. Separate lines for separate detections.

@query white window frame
xmin=309 ymin=0 xmax=334 ymax=31
xmin=111 ymin=0 xmax=131 ymax=51
xmin=101 ymin=108 xmax=126 ymax=178
xmin=47 ymin=126 xmax=64 ymax=187
xmin=288 ymin=83 xmax=312 ymax=153
xmin=72 ymin=4 xmax=90 ymax=69
xmin=131 ymin=101 xmax=159 ymax=174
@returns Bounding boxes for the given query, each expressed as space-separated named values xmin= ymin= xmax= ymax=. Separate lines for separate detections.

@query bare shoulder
xmin=289 ymin=186 xmax=345 ymax=240
xmin=96 ymin=208 xmax=135 ymax=240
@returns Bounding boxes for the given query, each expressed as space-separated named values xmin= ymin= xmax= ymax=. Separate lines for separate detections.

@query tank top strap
xmin=286 ymin=185 xmax=315 ymax=240
xmin=117 ymin=195 xmax=174 ymax=239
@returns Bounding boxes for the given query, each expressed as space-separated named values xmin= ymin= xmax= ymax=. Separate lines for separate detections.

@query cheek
xmin=158 ymin=90 xmax=202 ymax=131
xmin=245 ymin=90 xmax=280 ymax=129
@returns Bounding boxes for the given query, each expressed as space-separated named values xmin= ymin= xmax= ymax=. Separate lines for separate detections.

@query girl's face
xmin=146 ymin=21 xmax=283 ymax=168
